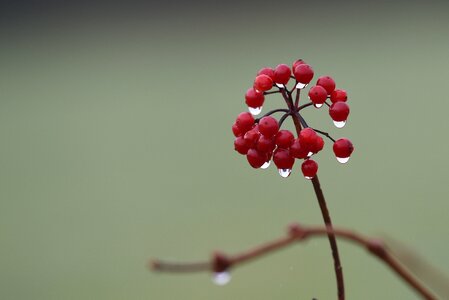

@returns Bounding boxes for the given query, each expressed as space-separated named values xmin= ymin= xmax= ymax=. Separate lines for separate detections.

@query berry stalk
xmin=287 ymin=94 xmax=345 ymax=300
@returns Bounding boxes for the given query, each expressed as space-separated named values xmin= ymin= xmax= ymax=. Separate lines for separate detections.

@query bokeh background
xmin=1 ymin=1 xmax=449 ymax=299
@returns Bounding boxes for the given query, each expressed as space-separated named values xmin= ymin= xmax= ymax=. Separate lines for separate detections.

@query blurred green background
xmin=1 ymin=1 xmax=449 ymax=299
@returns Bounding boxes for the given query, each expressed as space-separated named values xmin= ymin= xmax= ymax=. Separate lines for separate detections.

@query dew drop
xmin=275 ymin=83 xmax=284 ymax=88
xmin=213 ymin=272 xmax=231 ymax=286
xmin=336 ymin=156 xmax=350 ymax=164
xmin=261 ymin=160 xmax=271 ymax=169
xmin=248 ymin=106 xmax=263 ymax=116
xmin=314 ymin=103 xmax=323 ymax=108
xmin=278 ymin=168 xmax=292 ymax=178
xmin=307 ymin=151 xmax=314 ymax=157
xmin=296 ymin=82 xmax=308 ymax=89
xmin=304 ymin=176 xmax=313 ymax=180
xmin=333 ymin=120 xmax=346 ymax=128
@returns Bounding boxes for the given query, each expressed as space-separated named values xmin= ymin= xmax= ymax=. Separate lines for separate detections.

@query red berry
xmin=273 ymin=148 xmax=295 ymax=169
xmin=301 ymin=159 xmax=318 ymax=179
xmin=232 ymin=123 xmax=241 ymax=137
xmin=308 ymin=85 xmax=328 ymax=105
xmin=258 ymin=116 xmax=279 ymax=137
xmin=299 ymin=128 xmax=317 ymax=146
xmin=333 ymin=138 xmax=354 ymax=159
xmin=254 ymin=74 xmax=273 ymax=92
xmin=275 ymin=130 xmax=294 ymax=149
xmin=317 ymin=76 xmax=336 ymax=94
xmin=292 ymin=59 xmax=306 ymax=71
xmin=310 ymin=135 xmax=324 ymax=154
xmin=273 ymin=64 xmax=291 ymax=85
xmin=235 ymin=112 xmax=254 ymax=133
xmin=257 ymin=135 xmax=276 ymax=153
xmin=243 ymin=126 xmax=260 ymax=147
xmin=330 ymin=89 xmax=348 ymax=103
xmin=289 ymin=138 xmax=309 ymax=159
xmin=246 ymin=148 xmax=267 ymax=168
xmin=257 ymin=67 xmax=275 ymax=80
xmin=245 ymin=88 xmax=265 ymax=108
xmin=234 ymin=136 xmax=251 ymax=154
xmin=329 ymin=102 xmax=350 ymax=122
xmin=293 ymin=64 xmax=314 ymax=84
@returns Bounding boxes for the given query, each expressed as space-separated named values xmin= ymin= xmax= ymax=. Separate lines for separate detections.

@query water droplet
xmin=278 ymin=168 xmax=292 ymax=178
xmin=296 ymin=82 xmax=308 ymax=89
xmin=304 ymin=176 xmax=313 ymax=180
xmin=275 ymin=83 xmax=284 ymax=88
xmin=314 ymin=103 xmax=323 ymax=108
xmin=213 ymin=272 xmax=231 ymax=286
xmin=248 ymin=106 xmax=262 ymax=116
xmin=333 ymin=120 xmax=346 ymax=128
xmin=307 ymin=151 xmax=314 ymax=157
xmin=336 ymin=156 xmax=350 ymax=164
xmin=261 ymin=160 xmax=271 ymax=169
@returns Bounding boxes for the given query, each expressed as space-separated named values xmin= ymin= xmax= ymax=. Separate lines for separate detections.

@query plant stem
xmin=150 ymin=224 xmax=437 ymax=300
xmin=286 ymin=94 xmax=345 ymax=300
xmin=310 ymin=175 xmax=345 ymax=300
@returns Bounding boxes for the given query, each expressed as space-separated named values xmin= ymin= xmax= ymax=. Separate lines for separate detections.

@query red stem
xmin=150 ymin=224 xmax=437 ymax=300
xmin=286 ymin=88 xmax=345 ymax=300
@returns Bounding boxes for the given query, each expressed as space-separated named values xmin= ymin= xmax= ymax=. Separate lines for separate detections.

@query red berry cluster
xmin=233 ymin=59 xmax=354 ymax=179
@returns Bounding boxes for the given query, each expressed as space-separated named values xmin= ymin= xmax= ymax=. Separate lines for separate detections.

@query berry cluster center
xmin=232 ymin=59 xmax=354 ymax=178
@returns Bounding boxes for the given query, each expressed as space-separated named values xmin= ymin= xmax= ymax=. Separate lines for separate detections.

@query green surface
xmin=1 ymin=2 xmax=449 ymax=299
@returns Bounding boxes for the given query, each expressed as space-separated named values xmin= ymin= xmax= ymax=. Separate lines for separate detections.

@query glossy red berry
xmin=308 ymin=85 xmax=328 ymax=106
xmin=246 ymin=148 xmax=267 ymax=168
xmin=310 ymin=135 xmax=324 ymax=154
xmin=316 ymin=76 xmax=336 ymax=94
xmin=258 ymin=116 xmax=279 ymax=138
xmin=333 ymin=138 xmax=354 ymax=161
xmin=293 ymin=64 xmax=314 ymax=84
xmin=257 ymin=135 xmax=276 ymax=153
xmin=273 ymin=148 xmax=295 ymax=169
xmin=234 ymin=136 xmax=251 ymax=154
xmin=245 ymin=88 xmax=265 ymax=108
xmin=243 ymin=127 xmax=260 ymax=147
xmin=254 ymin=74 xmax=273 ymax=92
xmin=329 ymin=102 xmax=350 ymax=122
xmin=232 ymin=123 xmax=241 ymax=137
xmin=275 ymin=130 xmax=294 ymax=148
xmin=330 ymin=89 xmax=347 ymax=103
xmin=289 ymin=138 xmax=309 ymax=159
xmin=301 ymin=159 xmax=318 ymax=179
xmin=257 ymin=67 xmax=275 ymax=80
xmin=292 ymin=59 xmax=306 ymax=71
xmin=299 ymin=128 xmax=317 ymax=146
xmin=235 ymin=112 xmax=254 ymax=133
xmin=273 ymin=64 xmax=291 ymax=85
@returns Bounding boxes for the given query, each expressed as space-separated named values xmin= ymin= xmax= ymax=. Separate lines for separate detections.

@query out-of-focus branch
xmin=150 ymin=223 xmax=438 ymax=300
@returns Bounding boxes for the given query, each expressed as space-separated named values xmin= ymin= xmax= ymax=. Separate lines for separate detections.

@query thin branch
xmin=290 ymin=80 xmax=298 ymax=95
xmin=279 ymin=87 xmax=294 ymax=110
xmin=264 ymin=90 xmax=281 ymax=95
xmin=290 ymin=111 xmax=344 ymax=300
xmin=294 ymin=112 xmax=309 ymax=129
xmin=297 ymin=102 xmax=314 ymax=111
xmin=294 ymin=87 xmax=301 ymax=108
xmin=150 ymin=224 xmax=437 ymax=300
xmin=310 ymin=176 xmax=345 ymax=300
xmin=255 ymin=108 xmax=289 ymax=122
xmin=313 ymin=128 xmax=336 ymax=143
xmin=278 ymin=112 xmax=291 ymax=128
